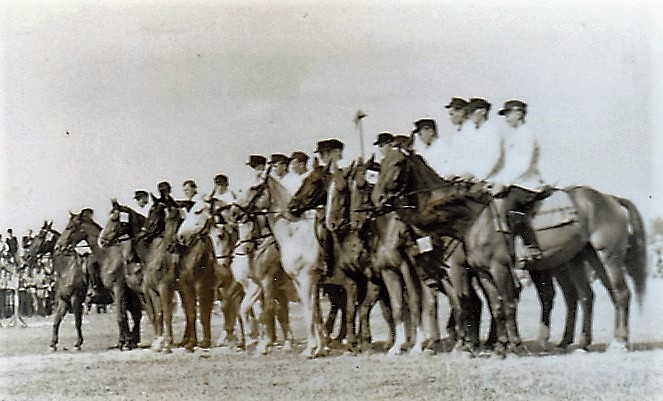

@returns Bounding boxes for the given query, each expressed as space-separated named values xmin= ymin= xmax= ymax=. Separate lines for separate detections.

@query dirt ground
xmin=1 ymin=277 xmax=662 ymax=401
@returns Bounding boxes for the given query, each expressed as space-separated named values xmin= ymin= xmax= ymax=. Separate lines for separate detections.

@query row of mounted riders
xmin=39 ymin=151 xmax=646 ymax=358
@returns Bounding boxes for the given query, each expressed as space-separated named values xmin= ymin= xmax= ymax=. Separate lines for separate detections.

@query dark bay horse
xmin=290 ymin=159 xmax=441 ymax=354
xmin=99 ymin=199 xmax=181 ymax=351
xmin=47 ymin=247 xmax=88 ymax=351
xmin=57 ymin=209 xmax=143 ymax=350
xmin=26 ymin=221 xmax=60 ymax=269
xmin=373 ymin=148 xmax=647 ymax=351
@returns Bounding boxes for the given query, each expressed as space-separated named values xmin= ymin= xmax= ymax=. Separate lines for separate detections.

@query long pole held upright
xmin=354 ymin=110 xmax=367 ymax=159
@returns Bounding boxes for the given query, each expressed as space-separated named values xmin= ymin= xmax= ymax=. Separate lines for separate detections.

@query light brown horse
xmin=373 ymin=148 xmax=646 ymax=352
xmin=177 ymin=197 xmax=243 ymax=352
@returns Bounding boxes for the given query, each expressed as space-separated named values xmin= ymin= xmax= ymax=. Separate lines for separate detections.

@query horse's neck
xmin=84 ymin=224 xmax=104 ymax=258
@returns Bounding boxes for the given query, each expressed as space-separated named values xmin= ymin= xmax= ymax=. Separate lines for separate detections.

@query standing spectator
xmin=6 ymin=229 xmax=18 ymax=264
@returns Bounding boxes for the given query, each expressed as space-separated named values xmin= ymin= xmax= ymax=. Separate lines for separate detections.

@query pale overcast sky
xmin=1 ymin=0 xmax=662 ymax=234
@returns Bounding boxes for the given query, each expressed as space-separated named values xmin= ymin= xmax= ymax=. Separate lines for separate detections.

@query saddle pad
xmin=531 ymin=190 xmax=577 ymax=231
xmin=492 ymin=190 xmax=577 ymax=233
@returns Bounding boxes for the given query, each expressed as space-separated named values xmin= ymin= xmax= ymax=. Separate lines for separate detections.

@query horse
xmin=373 ymin=147 xmax=647 ymax=351
xmin=47 ymin=246 xmax=88 ymax=351
xmin=58 ymin=208 xmax=143 ymax=350
xmin=176 ymin=197 xmax=243 ymax=352
xmin=228 ymin=209 xmax=297 ymax=354
xmin=26 ymin=221 xmax=60 ymax=268
xmin=234 ymin=173 xmax=328 ymax=357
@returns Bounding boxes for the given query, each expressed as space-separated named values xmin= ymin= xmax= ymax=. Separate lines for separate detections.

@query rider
xmin=373 ymin=131 xmax=395 ymax=157
xmin=452 ymin=98 xmax=502 ymax=181
xmin=133 ymin=190 xmax=151 ymax=216
xmin=392 ymin=134 xmax=414 ymax=151
xmin=412 ymin=118 xmax=449 ymax=177
xmin=486 ymin=99 xmax=546 ymax=261
xmin=313 ymin=138 xmax=346 ymax=277
xmin=281 ymin=150 xmax=309 ymax=195
xmin=179 ymin=179 xmax=201 ymax=212
xmin=246 ymin=154 xmax=268 ymax=186
xmin=270 ymin=153 xmax=291 ymax=181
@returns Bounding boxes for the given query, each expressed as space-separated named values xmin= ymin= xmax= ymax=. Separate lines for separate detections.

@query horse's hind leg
xmin=529 ymin=269 xmax=556 ymax=348
xmin=552 ymin=267 xmax=578 ymax=349
xmin=567 ymin=261 xmax=594 ymax=349
xmin=586 ymin=245 xmax=630 ymax=345
xmin=127 ymin=291 xmax=142 ymax=349
xmin=178 ymin=286 xmax=197 ymax=351
xmin=50 ymin=299 xmax=68 ymax=351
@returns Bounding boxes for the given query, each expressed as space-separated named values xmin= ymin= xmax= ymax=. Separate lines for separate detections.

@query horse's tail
xmin=613 ymin=196 xmax=647 ymax=307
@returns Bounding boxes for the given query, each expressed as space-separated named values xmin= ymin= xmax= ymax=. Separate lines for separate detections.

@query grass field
xmin=1 ymin=276 xmax=662 ymax=401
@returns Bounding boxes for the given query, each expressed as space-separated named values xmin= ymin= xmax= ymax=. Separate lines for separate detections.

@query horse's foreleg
xmin=358 ymin=280 xmax=381 ymax=349
xmin=198 ymin=283 xmax=216 ymax=349
xmin=382 ymin=269 xmax=406 ymax=356
xmin=258 ymin=276 xmax=277 ymax=354
xmin=71 ymin=295 xmax=84 ymax=350
xmin=50 ymin=298 xmax=68 ymax=351
xmin=114 ymin=285 xmax=130 ymax=350
xmin=529 ymin=269 xmax=556 ymax=348
xmin=275 ymin=290 xmax=294 ymax=350
xmin=489 ymin=261 xmax=521 ymax=349
xmin=341 ymin=280 xmax=358 ymax=349
xmin=162 ymin=286 xmax=175 ymax=353
xmin=476 ymin=271 xmax=508 ymax=357
xmin=178 ymin=285 xmax=197 ymax=351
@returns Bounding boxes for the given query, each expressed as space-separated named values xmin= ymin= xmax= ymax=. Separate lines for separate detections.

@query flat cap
xmin=373 ymin=132 xmax=394 ymax=146
xmin=270 ymin=153 xmax=291 ymax=165
xmin=157 ymin=181 xmax=172 ymax=192
xmin=214 ymin=174 xmax=229 ymax=186
xmin=314 ymin=138 xmax=344 ymax=153
xmin=290 ymin=151 xmax=309 ymax=162
xmin=246 ymin=154 xmax=267 ymax=168
xmin=444 ymin=97 xmax=469 ymax=110
xmin=498 ymin=99 xmax=527 ymax=115
xmin=392 ymin=134 xmax=413 ymax=148
xmin=133 ymin=190 xmax=149 ymax=199
xmin=464 ymin=98 xmax=491 ymax=113
xmin=412 ymin=118 xmax=437 ymax=134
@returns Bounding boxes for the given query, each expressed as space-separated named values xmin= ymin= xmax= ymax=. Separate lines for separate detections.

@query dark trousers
xmin=500 ymin=186 xmax=540 ymax=248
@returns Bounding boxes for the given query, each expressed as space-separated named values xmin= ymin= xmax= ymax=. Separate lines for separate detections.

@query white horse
xmin=232 ymin=176 xmax=327 ymax=358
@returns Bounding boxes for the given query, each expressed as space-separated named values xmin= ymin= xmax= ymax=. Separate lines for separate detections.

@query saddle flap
xmin=531 ymin=190 xmax=577 ymax=231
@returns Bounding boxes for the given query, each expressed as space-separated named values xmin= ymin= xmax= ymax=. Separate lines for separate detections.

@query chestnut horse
xmin=373 ymin=148 xmax=646 ymax=351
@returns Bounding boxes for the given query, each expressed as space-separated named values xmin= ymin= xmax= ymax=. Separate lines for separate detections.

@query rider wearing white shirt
xmin=453 ymin=98 xmax=502 ymax=181
xmin=487 ymin=100 xmax=546 ymax=260
xmin=133 ymin=190 xmax=151 ymax=217
xmin=412 ymin=118 xmax=449 ymax=178
xmin=246 ymin=154 xmax=267 ymax=187
xmin=281 ymin=151 xmax=309 ymax=195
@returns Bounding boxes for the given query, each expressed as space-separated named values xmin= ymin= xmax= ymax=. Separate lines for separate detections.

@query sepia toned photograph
xmin=1 ymin=1 xmax=662 ymax=400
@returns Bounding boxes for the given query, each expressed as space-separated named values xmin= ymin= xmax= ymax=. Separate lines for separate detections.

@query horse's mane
xmin=266 ymin=176 xmax=291 ymax=210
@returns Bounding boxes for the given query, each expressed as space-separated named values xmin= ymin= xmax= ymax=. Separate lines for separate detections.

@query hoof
xmin=185 ymin=344 xmax=195 ymax=353
xmin=607 ymin=341 xmax=629 ymax=353
xmin=282 ymin=340 xmax=293 ymax=352
xmin=199 ymin=340 xmax=211 ymax=349
xmin=49 ymin=345 xmax=57 ymax=352
xmin=556 ymin=339 xmax=573 ymax=350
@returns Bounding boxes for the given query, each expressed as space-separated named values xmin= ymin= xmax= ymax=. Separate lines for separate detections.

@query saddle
xmin=494 ymin=189 xmax=577 ymax=234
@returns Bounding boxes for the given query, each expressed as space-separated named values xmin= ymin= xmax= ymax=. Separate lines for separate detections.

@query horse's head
xmin=289 ymin=158 xmax=331 ymax=216
xmin=372 ymin=147 xmax=410 ymax=208
xmin=143 ymin=194 xmax=172 ymax=239
xmin=27 ymin=221 xmax=57 ymax=263
xmin=55 ymin=210 xmax=99 ymax=252
xmin=348 ymin=156 xmax=375 ymax=230
xmin=99 ymin=199 xmax=131 ymax=248
xmin=177 ymin=198 xmax=212 ymax=247
xmin=325 ymin=162 xmax=354 ymax=232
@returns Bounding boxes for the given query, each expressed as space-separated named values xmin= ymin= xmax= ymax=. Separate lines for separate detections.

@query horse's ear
xmin=150 ymin=193 xmax=158 ymax=203
xmin=367 ymin=154 xmax=375 ymax=165
xmin=345 ymin=161 xmax=356 ymax=178
xmin=324 ymin=160 xmax=333 ymax=173
xmin=312 ymin=157 xmax=320 ymax=169
xmin=47 ymin=221 xmax=53 ymax=229
xmin=69 ymin=211 xmax=74 ymax=218
xmin=111 ymin=198 xmax=119 ymax=208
